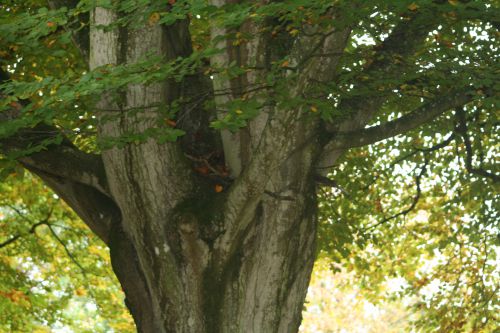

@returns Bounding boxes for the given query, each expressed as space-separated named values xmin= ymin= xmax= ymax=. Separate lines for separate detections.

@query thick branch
xmin=326 ymin=88 xmax=473 ymax=150
xmin=292 ymin=21 xmax=351 ymax=89
xmin=316 ymin=10 xmax=443 ymax=172
xmin=0 ymin=71 xmax=109 ymax=195
xmin=1 ymin=74 xmax=115 ymax=245
xmin=30 ymin=169 xmax=118 ymax=244
xmin=329 ymin=1 xmax=495 ymax=131
xmin=21 ymin=144 xmax=109 ymax=194
xmin=0 ymin=113 xmax=110 ymax=196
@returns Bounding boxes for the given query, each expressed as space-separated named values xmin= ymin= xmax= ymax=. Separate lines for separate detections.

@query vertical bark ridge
xmin=89 ymin=6 xmax=201 ymax=331
xmin=213 ymin=139 xmax=319 ymax=333
xmin=209 ymin=0 xmax=272 ymax=177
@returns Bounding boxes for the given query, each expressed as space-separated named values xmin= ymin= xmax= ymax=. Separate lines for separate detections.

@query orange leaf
xmin=75 ymin=287 xmax=86 ymax=296
xmin=281 ymin=60 xmax=290 ymax=67
xmin=47 ymin=21 xmax=56 ymax=28
xmin=215 ymin=184 xmax=223 ymax=193
xmin=165 ymin=119 xmax=176 ymax=127
xmin=194 ymin=166 xmax=209 ymax=175
xmin=441 ymin=40 xmax=453 ymax=48
xmin=9 ymin=101 xmax=22 ymax=111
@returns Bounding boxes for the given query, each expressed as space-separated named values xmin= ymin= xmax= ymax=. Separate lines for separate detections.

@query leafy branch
xmin=328 ymin=88 xmax=473 ymax=150
xmin=0 ymin=204 xmax=99 ymax=297
xmin=455 ymin=108 xmax=499 ymax=183
xmin=363 ymin=156 xmax=429 ymax=232
xmin=361 ymin=132 xmax=456 ymax=191
xmin=0 ymin=217 xmax=50 ymax=249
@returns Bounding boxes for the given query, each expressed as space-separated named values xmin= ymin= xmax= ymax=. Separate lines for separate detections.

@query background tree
xmin=0 ymin=0 xmax=498 ymax=332
xmin=0 ymin=172 xmax=135 ymax=332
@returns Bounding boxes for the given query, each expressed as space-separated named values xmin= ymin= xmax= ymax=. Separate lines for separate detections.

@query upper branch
xmin=0 ymin=105 xmax=110 ymax=196
xmin=327 ymin=88 xmax=473 ymax=150
xmin=317 ymin=3 xmax=497 ymax=171
xmin=1 ymin=69 xmax=116 ymax=243
xmin=291 ymin=15 xmax=351 ymax=89
xmin=338 ymin=9 xmax=440 ymax=113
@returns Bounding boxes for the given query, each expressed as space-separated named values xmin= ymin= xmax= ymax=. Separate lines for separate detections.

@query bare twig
xmin=45 ymin=223 xmax=87 ymax=277
xmin=363 ymin=157 xmax=428 ymax=232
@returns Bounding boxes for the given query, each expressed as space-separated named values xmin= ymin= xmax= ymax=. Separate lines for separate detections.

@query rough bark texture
xmin=0 ymin=2 xmax=482 ymax=333
xmin=86 ymin=6 xmax=330 ymax=332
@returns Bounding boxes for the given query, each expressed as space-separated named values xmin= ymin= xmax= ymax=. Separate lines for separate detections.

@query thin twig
xmin=363 ymin=157 xmax=428 ymax=232
xmin=46 ymin=224 xmax=87 ymax=277
xmin=0 ymin=220 xmax=48 ymax=249
xmin=362 ymin=132 xmax=455 ymax=191
xmin=456 ymin=108 xmax=499 ymax=182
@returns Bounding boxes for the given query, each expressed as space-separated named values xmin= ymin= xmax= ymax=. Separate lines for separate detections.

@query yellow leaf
xmin=148 ymin=12 xmax=160 ymax=26
xmin=235 ymin=109 xmax=243 ymax=114
xmin=448 ymin=0 xmax=458 ymax=5
xmin=289 ymin=29 xmax=299 ymax=36
xmin=408 ymin=3 xmax=419 ymax=11
xmin=75 ymin=287 xmax=86 ymax=296
xmin=310 ymin=105 xmax=318 ymax=112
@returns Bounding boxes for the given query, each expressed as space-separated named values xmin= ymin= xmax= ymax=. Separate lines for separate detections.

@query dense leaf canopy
xmin=0 ymin=0 xmax=498 ymax=332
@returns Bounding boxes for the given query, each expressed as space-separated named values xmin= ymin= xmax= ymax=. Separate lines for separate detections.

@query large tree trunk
xmin=107 ymin=161 xmax=318 ymax=333
xmin=85 ymin=6 xmax=324 ymax=333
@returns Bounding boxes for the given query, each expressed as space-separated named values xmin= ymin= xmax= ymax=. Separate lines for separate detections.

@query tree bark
xmin=84 ymin=6 xmax=324 ymax=332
